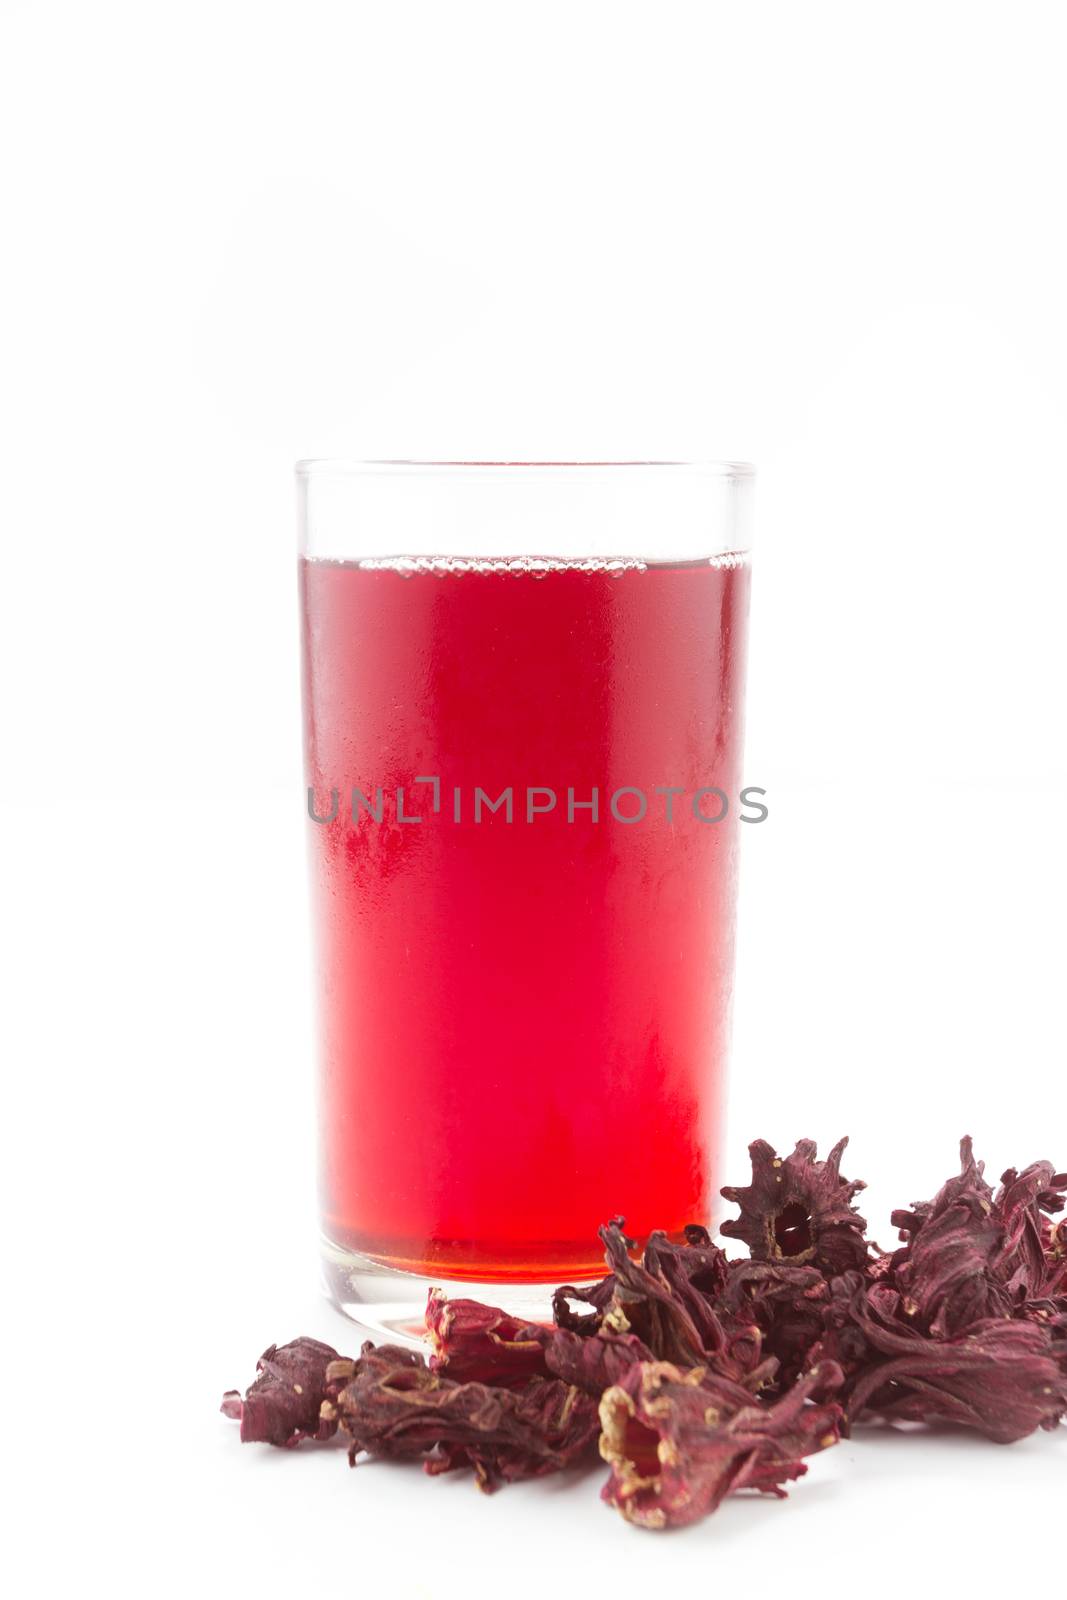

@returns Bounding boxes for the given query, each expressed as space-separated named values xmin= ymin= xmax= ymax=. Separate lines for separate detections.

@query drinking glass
xmin=298 ymin=461 xmax=754 ymax=1333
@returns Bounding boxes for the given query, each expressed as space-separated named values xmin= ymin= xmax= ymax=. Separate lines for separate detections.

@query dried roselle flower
xmin=552 ymin=1221 xmax=729 ymax=1342
xmin=891 ymin=1136 xmax=995 ymax=1247
xmin=992 ymin=1160 xmax=1067 ymax=1302
xmin=598 ymin=1358 xmax=844 ymax=1530
xmin=723 ymin=1258 xmax=828 ymax=1309
xmin=999 ymin=1161 xmax=1067 ymax=1219
xmin=222 ymin=1139 xmax=1067 ymax=1519
xmin=719 ymin=1259 xmax=830 ymax=1393
xmin=890 ymin=1140 xmax=1067 ymax=1334
xmin=426 ymin=1379 xmax=600 ymax=1490
xmin=644 ymin=1226 xmax=730 ymax=1302
xmin=426 ymin=1287 xmax=662 ymax=1397
xmin=220 ymin=1336 xmax=342 ymax=1447
xmin=595 ymin=1221 xmax=769 ymax=1388
xmin=541 ymin=1326 xmax=656 ymax=1395
xmin=889 ymin=1138 xmax=1007 ymax=1335
xmin=553 ymin=1274 xmax=617 ymax=1336
xmin=856 ymin=1322 xmax=1067 ymax=1442
xmin=426 ymin=1290 xmax=551 ymax=1386
xmin=814 ymin=1269 xmax=881 ymax=1383
xmin=552 ymin=1220 xmax=631 ymax=1335
xmin=1022 ymin=1295 xmax=1067 ymax=1362
xmin=425 ymin=1287 xmax=659 ymax=1398
xmin=821 ymin=1275 xmax=1067 ymax=1442
xmin=622 ymin=1228 xmax=732 ymax=1360
xmin=331 ymin=1341 xmax=599 ymax=1491
xmin=721 ymin=1138 xmax=869 ymax=1277
xmin=582 ymin=1221 xmax=708 ymax=1367
xmin=554 ymin=1221 xmax=774 ymax=1391
xmin=1047 ymin=1218 xmax=1067 ymax=1297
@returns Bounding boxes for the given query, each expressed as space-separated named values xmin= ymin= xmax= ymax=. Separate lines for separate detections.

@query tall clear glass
xmin=298 ymin=461 xmax=754 ymax=1334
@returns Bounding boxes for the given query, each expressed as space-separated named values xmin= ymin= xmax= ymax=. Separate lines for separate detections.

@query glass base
xmin=321 ymin=1235 xmax=597 ymax=1345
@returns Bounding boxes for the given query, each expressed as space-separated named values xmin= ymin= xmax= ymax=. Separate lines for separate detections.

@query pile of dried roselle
xmin=221 ymin=1137 xmax=1067 ymax=1529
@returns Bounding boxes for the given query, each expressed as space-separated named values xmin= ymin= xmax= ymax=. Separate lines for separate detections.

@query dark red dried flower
xmin=817 ymin=1272 xmax=1067 ymax=1442
xmin=1048 ymin=1217 xmax=1067 ymax=1297
xmin=888 ymin=1137 xmax=1006 ymax=1335
xmin=426 ymin=1290 xmax=551 ymax=1386
xmin=716 ymin=1259 xmax=830 ymax=1394
xmin=324 ymin=1342 xmax=599 ymax=1491
xmin=599 ymin=1220 xmax=724 ymax=1368
xmin=551 ymin=1216 xmax=629 ymax=1335
xmin=222 ymin=1135 xmax=1066 ymax=1532
xmin=598 ymin=1358 xmax=843 ymax=1530
xmin=993 ymin=1160 xmax=1067 ymax=1302
xmin=887 ymin=1139 xmax=1067 ymax=1340
xmin=559 ymin=1220 xmax=773 ymax=1392
xmin=552 ymin=1279 xmax=615 ymax=1335
xmin=220 ymin=1337 xmax=341 ymax=1446
xmin=721 ymin=1137 xmax=869 ymax=1276
xmin=645 ymin=1225 xmax=730 ymax=1302
xmin=891 ymin=1136 xmax=995 ymax=1245
xmin=426 ymin=1287 xmax=656 ymax=1397
xmin=541 ymin=1326 xmax=656 ymax=1395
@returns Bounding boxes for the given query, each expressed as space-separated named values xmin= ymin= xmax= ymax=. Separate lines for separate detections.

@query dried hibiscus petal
xmin=541 ymin=1326 xmax=656 ymax=1395
xmin=426 ymin=1290 xmax=551 ymax=1386
xmin=644 ymin=1225 xmax=730 ymax=1302
xmin=889 ymin=1140 xmax=1067 ymax=1335
xmin=599 ymin=1220 xmax=718 ymax=1368
xmin=992 ymin=1160 xmax=1067 ymax=1302
xmin=889 ymin=1137 xmax=1007 ymax=1335
xmin=220 ymin=1336 xmax=341 ymax=1447
xmin=718 ymin=1258 xmax=830 ymax=1393
xmin=578 ymin=1220 xmax=772 ymax=1390
xmin=819 ymin=1273 xmax=1067 ymax=1442
xmin=552 ymin=1277 xmax=616 ymax=1335
xmin=598 ymin=1358 xmax=844 ymax=1530
xmin=891 ymin=1135 xmax=995 ymax=1246
xmin=425 ymin=1287 xmax=655 ymax=1396
xmin=721 ymin=1137 xmax=869 ymax=1276
xmin=550 ymin=1221 xmax=729 ymax=1345
xmin=1048 ymin=1217 xmax=1067 ymax=1294
xmin=328 ymin=1342 xmax=599 ymax=1491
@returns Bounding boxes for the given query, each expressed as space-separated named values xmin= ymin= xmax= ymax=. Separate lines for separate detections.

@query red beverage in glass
xmin=301 ymin=552 xmax=750 ymax=1285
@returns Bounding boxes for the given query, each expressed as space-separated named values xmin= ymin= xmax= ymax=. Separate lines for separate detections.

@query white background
xmin=2 ymin=2 xmax=1065 ymax=1594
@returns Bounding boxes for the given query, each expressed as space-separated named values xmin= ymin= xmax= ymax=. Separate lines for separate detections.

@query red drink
xmin=301 ymin=554 xmax=750 ymax=1283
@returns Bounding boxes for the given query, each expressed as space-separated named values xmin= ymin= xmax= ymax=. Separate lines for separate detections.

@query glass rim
xmin=296 ymin=457 xmax=755 ymax=480
xmin=298 ymin=458 xmax=754 ymax=561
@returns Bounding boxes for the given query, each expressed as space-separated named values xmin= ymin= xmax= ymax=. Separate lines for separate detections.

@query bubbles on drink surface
xmin=348 ymin=553 xmax=749 ymax=578
xmin=355 ymin=555 xmax=645 ymax=578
